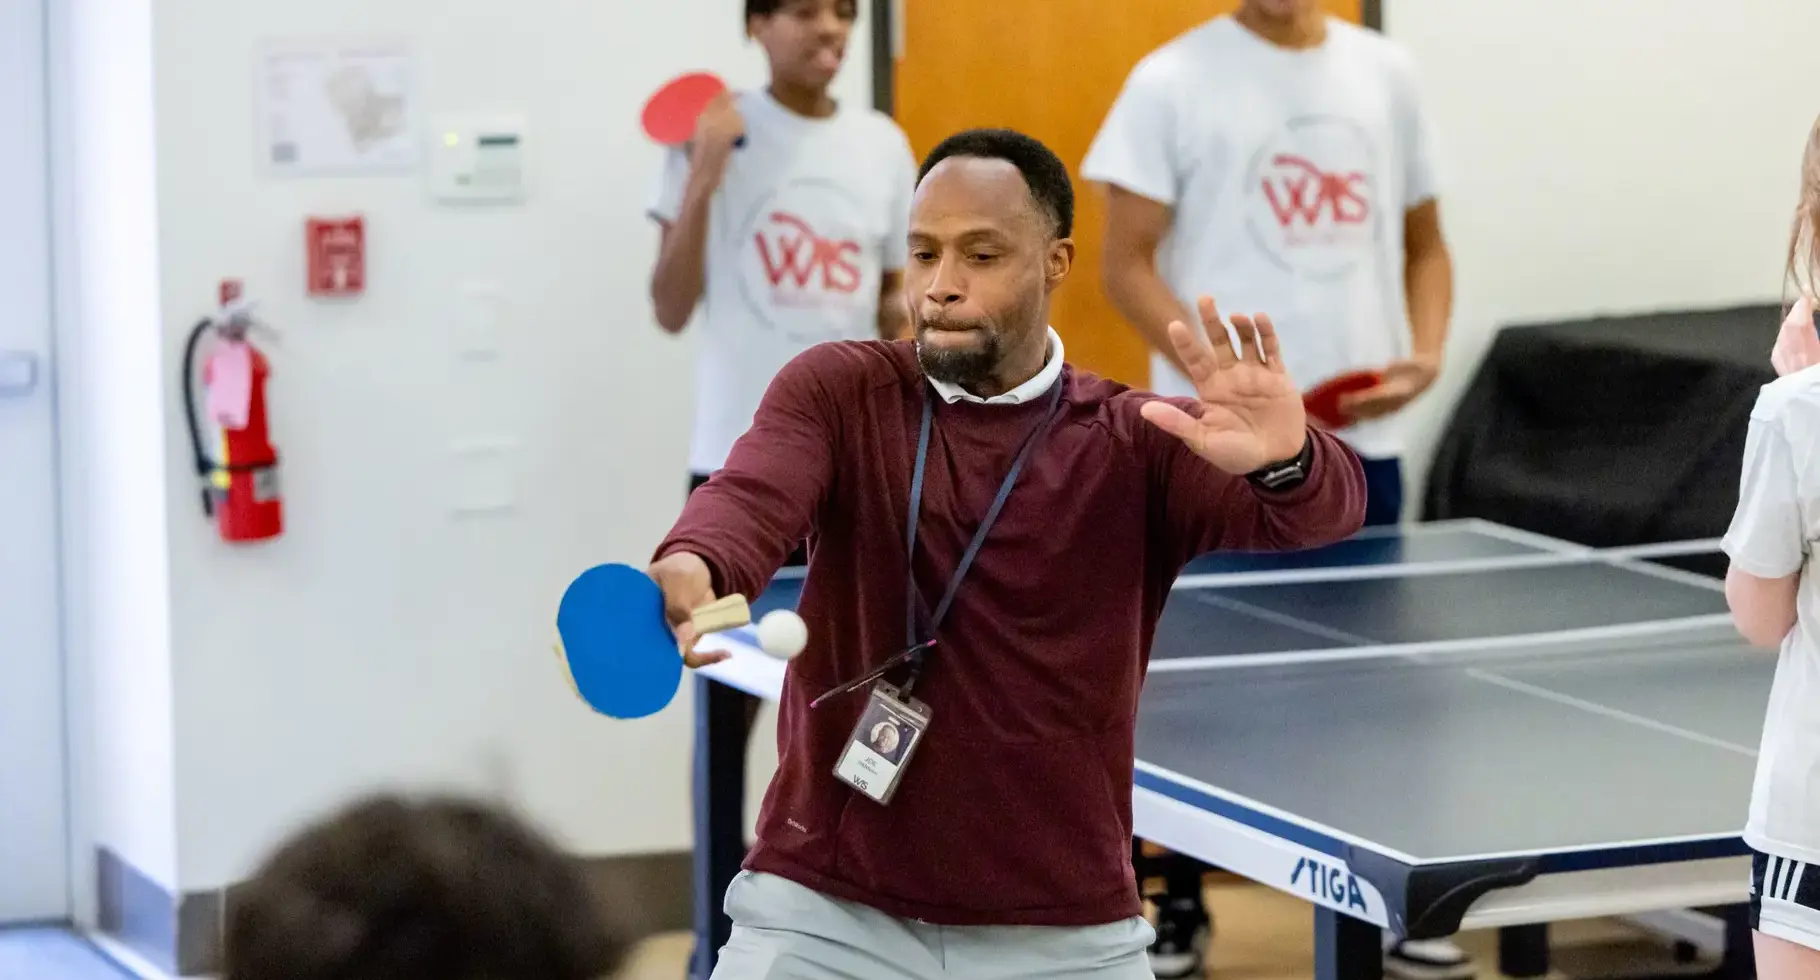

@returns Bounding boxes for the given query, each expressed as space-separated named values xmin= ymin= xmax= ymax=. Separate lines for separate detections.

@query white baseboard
xmin=82 ymin=928 xmax=183 ymax=979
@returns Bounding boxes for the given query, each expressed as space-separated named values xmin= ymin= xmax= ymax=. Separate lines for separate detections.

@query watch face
xmin=1255 ymin=462 xmax=1304 ymax=488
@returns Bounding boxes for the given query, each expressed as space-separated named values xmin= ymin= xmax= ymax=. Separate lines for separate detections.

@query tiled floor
xmin=0 ymin=879 xmax=1714 ymax=979
xmin=0 ymin=928 xmax=132 ymax=980
xmin=617 ymin=876 xmax=1717 ymax=980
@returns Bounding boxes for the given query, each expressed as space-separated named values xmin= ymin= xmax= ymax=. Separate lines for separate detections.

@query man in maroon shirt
xmin=651 ymin=128 xmax=1366 ymax=978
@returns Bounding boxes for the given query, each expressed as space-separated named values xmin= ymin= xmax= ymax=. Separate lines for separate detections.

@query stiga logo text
xmin=1291 ymin=855 xmax=1369 ymax=913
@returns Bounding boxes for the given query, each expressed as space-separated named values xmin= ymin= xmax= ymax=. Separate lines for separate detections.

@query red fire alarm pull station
xmin=306 ymin=215 xmax=365 ymax=296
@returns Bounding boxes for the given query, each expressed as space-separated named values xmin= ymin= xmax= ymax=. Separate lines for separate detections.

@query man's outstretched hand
xmin=1139 ymin=296 xmax=1309 ymax=475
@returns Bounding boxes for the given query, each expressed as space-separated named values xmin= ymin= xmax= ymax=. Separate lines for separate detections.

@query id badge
xmin=833 ymin=681 xmax=930 ymax=805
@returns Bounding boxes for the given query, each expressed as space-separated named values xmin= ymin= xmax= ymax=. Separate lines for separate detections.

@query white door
xmin=0 ymin=0 xmax=70 ymax=923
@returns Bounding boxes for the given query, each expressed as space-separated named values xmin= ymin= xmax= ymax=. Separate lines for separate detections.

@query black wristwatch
xmin=1246 ymin=436 xmax=1313 ymax=492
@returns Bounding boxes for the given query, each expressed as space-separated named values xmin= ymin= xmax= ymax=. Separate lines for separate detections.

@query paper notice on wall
xmin=204 ymin=342 xmax=254 ymax=428
xmin=453 ymin=282 xmax=506 ymax=360
xmin=257 ymin=39 xmax=418 ymax=175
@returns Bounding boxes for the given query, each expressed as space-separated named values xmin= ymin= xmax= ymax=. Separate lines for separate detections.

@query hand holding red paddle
xmin=688 ymin=93 xmax=747 ymax=170
xmin=1331 ymin=355 xmax=1440 ymax=424
xmin=641 ymin=72 xmax=746 ymax=170
xmin=1302 ymin=370 xmax=1382 ymax=430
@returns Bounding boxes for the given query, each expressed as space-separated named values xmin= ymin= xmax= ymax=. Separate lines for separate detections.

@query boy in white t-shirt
xmin=1083 ymin=0 xmax=1452 ymax=527
xmin=1726 ymin=112 xmax=1820 ymax=980
xmin=1080 ymin=2 xmax=1456 ymax=976
xmin=650 ymin=0 xmax=917 ymax=484
xmin=644 ymin=1 xmax=916 ymax=973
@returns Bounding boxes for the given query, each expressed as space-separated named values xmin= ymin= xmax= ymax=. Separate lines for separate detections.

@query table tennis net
xmin=1148 ymin=536 xmax=1738 ymax=675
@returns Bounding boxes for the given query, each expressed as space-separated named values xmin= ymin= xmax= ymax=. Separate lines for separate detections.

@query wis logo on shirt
xmin=755 ymin=213 xmax=862 ymax=296
xmin=737 ymin=178 xmax=871 ymax=344
xmin=1245 ymin=115 xmax=1382 ymax=280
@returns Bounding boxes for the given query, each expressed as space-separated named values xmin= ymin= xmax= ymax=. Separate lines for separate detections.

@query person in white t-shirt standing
xmin=645 ymin=1 xmax=916 ymax=975
xmin=651 ymin=0 xmax=916 ymax=485
xmin=1080 ymin=1 xmax=1456 ymax=977
xmin=1726 ymin=110 xmax=1820 ymax=980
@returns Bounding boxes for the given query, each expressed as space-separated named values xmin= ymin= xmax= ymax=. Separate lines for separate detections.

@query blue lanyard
xmin=807 ymin=375 xmax=1065 ymax=710
xmin=900 ymin=378 xmax=1065 ymax=684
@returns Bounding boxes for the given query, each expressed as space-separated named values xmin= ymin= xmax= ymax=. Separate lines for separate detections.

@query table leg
xmin=1498 ymin=923 xmax=1550 ymax=977
xmin=1314 ymin=906 xmax=1383 ymax=980
xmin=1714 ymin=903 xmax=1755 ymax=980
xmin=1497 ymin=906 xmax=1753 ymax=980
xmin=690 ymin=676 xmax=753 ymax=980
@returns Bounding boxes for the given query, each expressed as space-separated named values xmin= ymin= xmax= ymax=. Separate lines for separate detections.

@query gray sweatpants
xmin=709 ymin=871 xmax=1157 ymax=980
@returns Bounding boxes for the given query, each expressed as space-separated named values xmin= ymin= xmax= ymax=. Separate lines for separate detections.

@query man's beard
xmin=914 ymin=320 xmax=1002 ymax=388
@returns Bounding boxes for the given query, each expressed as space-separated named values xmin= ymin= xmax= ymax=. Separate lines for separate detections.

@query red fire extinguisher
xmin=181 ymin=279 xmax=283 ymax=542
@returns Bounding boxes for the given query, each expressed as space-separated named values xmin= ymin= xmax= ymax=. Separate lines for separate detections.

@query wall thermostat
xmin=429 ymin=115 xmax=526 ymax=203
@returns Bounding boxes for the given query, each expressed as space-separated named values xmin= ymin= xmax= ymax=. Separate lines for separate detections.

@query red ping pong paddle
xmin=553 ymin=563 xmax=751 ymax=719
xmin=641 ymin=72 xmax=746 ymax=149
xmin=1302 ymin=370 xmax=1383 ymax=429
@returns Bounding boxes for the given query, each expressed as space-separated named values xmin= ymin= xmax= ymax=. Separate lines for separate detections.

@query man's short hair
xmin=917 ymin=128 xmax=1075 ymax=239
xmin=222 ymin=793 xmax=626 ymax=980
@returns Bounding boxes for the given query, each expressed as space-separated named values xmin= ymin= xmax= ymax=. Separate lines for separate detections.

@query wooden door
xmin=893 ymin=0 xmax=1364 ymax=387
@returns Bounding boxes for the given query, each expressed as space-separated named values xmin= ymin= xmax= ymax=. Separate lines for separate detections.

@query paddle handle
xmin=690 ymin=594 xmax=751 ymax=635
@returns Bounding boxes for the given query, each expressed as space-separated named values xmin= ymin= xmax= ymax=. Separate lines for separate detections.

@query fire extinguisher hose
xmin=180 ymin=317 xmax=216 ymax=515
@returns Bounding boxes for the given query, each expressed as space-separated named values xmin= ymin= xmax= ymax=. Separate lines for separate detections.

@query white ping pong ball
xmin=756 ymin=610 xmax=808 ymax=660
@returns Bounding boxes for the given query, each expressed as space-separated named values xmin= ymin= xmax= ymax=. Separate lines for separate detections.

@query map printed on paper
xmin=259 ymin=40 xmax=418 ymax=174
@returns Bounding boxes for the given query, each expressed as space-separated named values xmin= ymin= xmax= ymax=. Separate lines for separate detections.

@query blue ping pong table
xmin=690 ymin=519 xmax=1768 ymax=980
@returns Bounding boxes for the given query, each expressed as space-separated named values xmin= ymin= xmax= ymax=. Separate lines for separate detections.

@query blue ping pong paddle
xmin=553 ymin=563 xmax=751 ymax=719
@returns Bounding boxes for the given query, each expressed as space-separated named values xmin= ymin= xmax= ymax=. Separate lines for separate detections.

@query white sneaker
xmin=1146 ymin=900 xmax=1211 ymax=978
xmin=1384 ymin=938 xmax=1476 ymax=980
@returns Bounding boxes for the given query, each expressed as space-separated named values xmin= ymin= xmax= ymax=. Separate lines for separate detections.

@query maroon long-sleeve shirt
xmin=655 ymin=338 xmax=1366 ymax=927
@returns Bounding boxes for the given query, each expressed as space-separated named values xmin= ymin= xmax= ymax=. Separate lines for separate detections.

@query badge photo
xmin=834 ymin=682 xmax=930 ymax=804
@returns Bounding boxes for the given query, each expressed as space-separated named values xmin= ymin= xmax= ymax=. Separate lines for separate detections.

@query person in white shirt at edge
xmin=644 ymin=0 xmax=916 ymax=974
xmin=1727 ymin=109 xmax=1820 ymax=980
xmin=1078 ymin=1 xmax=1457 ymax=977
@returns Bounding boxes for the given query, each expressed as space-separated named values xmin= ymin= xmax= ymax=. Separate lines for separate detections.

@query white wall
xmin=52 ymin=0 xmax=869 ymax=905
xmin=57 ymin=0 xmax=1816 ymax=914
xmin=1384 ymin=0 xmax=1820 ymax=497
xmin=152 ymin=0 xmax=867 ymax=889
xmin=49 ymin=0 xmax=179 ymax=909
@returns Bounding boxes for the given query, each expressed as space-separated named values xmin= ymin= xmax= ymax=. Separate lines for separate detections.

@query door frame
xmin=0 ymin=0 xmax=71 ymax=925
xmin=867 ymin=0 xmax=1386 ymax=118
xmin=870 ymin=0 xmax=894 ymax=113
